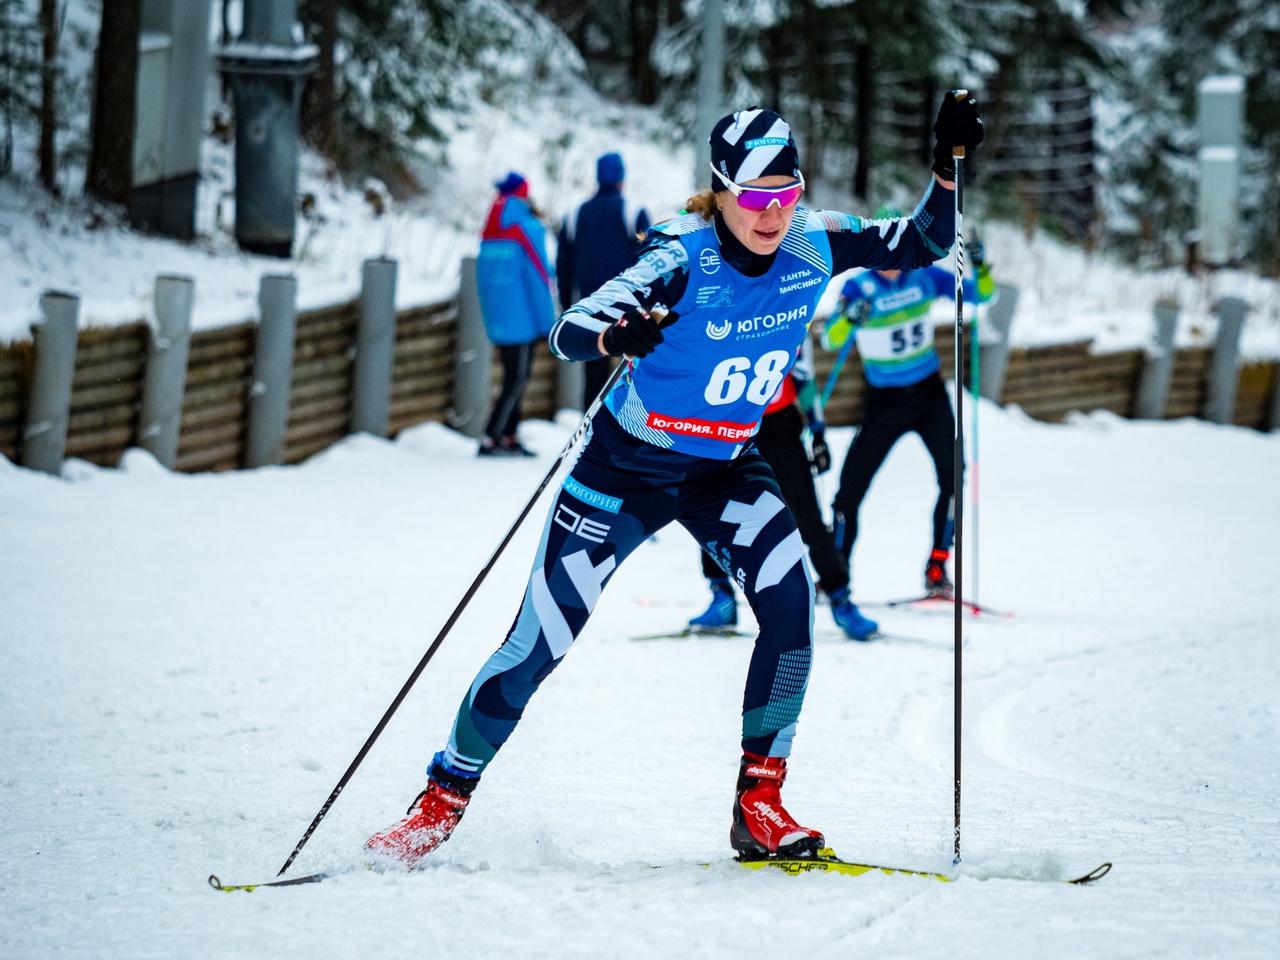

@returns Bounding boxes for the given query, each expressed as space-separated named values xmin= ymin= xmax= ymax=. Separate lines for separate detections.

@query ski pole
xmin=819 ymin=334 xmax=856 ymax=408
xmin=967 ymin=299 xmax=977 ymax=609
xmin=950 ymin=94 xmax=967 ymax=867
xmin=276 ymin=340 xmax=641 ymax=877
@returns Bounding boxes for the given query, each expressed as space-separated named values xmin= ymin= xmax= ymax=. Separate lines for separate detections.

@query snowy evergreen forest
xmin=1 ymin=0 xmax=1279 ymax=273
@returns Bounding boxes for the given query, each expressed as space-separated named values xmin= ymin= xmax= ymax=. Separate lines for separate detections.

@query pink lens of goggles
xmin=736 ymin=184 xmax=804 ymax=211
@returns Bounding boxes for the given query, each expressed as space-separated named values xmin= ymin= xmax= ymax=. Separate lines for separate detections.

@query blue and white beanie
xmin=709 ymin=108 xmax=801 ymax=191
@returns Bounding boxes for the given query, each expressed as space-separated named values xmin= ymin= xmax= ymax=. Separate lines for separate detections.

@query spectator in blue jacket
xmin=476 ymin=172 xmax=557 ymax=457
xmin=556 ymin=153 xmax=651 ymax=407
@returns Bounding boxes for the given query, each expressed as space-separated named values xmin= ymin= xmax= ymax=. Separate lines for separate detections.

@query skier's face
xmin=719 ymin=175 xmax=801 ymax=256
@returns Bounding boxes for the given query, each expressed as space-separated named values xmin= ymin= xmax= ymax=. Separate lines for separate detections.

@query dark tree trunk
xmin=302 ymin=0 xmax=336 ymax=152
xmin=766 ymin=26 xmax=782 ymax=112
xmin=921 ymin=77 xmax=937 ymax=169
xmin=86 ymin=0 xmax=141 ymax=211
xmin=39 ymin=0 xmax=56 ymax=192
xmin=852 ymin=41 xmax=873 ymax=200
xmin=630 ymin=0 xmax=658 ymax=104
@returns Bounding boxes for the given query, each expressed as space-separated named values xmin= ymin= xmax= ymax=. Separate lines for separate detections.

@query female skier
xmin=367 ymin=98 xmax=983 ymax=866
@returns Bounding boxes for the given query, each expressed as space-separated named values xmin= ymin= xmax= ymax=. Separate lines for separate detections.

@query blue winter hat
xmin=494 ymin=172 xmax=528 ymax=196
xmin=709 ymin=108 xmax=801 ymax=191
xmin=596 ymin=152 xmax=625 ymax=187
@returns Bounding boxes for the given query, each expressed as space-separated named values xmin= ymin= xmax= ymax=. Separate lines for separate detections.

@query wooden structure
xmin=0 ymin=300 xmax=1277 ymax=473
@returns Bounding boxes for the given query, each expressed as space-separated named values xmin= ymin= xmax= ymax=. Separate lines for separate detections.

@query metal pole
xmin=1134 ymin=299 xmax=1179 ymax=420
xmin=22 ymin=291 xmax=80 ymax=475
xmin=139 ymin=275 xmax=195 ymax=467
xmin=1204 ymin=296 xmax=1245 ymax=425
xmin=245 ymin=274 xmax=297 ymax=467
xmin=951 ymin=134 xmax=967 ymax=868
xmin=351 ymin=257 xmax=398 ymax=437
xmin=453 ymin=257 xmax=492 ymax=439
xmin=556 ymin=358 xmax=586 ymax=414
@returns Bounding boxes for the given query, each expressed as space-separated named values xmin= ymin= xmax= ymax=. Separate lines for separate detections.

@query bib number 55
xmin=704 ymin=350 xmax=792 ymax=406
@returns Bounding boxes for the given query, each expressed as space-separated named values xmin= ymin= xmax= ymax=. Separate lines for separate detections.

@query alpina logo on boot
xmin=752 ymin=801 xmax=789 ymax=829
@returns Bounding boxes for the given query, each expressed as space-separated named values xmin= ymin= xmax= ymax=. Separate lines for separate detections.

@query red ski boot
xmin=925 ymin=549 xmax=953 ymax=597
xmin=730 ymin=753 xmax=825 ymax=860
xmin=365 ymin=771 xmax=477 ymax=867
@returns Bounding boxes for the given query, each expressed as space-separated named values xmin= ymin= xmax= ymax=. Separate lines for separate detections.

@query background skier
xmin=825 ymin=229 xmax=996 ymax=594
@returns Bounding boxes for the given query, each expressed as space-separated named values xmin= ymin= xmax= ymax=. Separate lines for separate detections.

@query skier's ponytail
xmin=683 ymin=191 xmax=718 ymax=221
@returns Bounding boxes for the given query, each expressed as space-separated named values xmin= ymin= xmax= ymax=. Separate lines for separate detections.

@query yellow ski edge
xmin=209 ymin=875 xmax=259 ymax=892
xmin=736 ymin=848 xmax=952 ymax=882
xmin=733 ymin=850 xmax=1112 ymax=885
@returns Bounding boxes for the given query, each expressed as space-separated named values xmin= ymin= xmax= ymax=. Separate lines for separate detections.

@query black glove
xmin=601 ymin=308 xmax=677 ymax=358
xmin=932 ymin=91 xmax=984 ymax=179
xmin=809 ymin=428 xmax=831 ymax=475
xmin=970 ymin=238 xmax=987 ymax=268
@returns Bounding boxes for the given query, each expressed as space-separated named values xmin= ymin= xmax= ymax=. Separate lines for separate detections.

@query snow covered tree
xmin=296 ymin=0 xmax=584 ymax=183
xmin=1096 ymin=0 xmax=1280 ymax=272
xmin=1156 ymin=0 xmax=1280 ymax=273
xmin=0 ymin=0 xmax=42 ymax=176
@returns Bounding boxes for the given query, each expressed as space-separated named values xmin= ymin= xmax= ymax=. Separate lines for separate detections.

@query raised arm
xmin=549 ymin=233 xmax=691 ymax=362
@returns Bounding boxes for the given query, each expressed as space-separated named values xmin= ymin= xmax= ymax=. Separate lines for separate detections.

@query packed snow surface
xmin=2 ymin=402 xmax=1279 ymax=958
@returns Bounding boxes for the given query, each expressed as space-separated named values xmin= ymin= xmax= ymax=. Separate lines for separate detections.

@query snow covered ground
xmin=2 ymin=400 xmax=1278 ymax=958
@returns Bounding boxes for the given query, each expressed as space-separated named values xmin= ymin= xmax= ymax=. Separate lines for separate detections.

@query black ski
xmin=209 ymin=871 xmax=337 ymax=892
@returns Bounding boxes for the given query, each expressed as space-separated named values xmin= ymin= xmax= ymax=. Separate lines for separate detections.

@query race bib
xmin=855 ymin=318 xmax=935 ymax=362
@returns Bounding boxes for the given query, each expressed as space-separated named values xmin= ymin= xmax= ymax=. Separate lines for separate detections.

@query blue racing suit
xmin=439 ymin=182 xmax=956 ymax=777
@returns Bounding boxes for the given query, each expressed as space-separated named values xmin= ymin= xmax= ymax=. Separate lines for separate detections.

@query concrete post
xmin=556 ymin=360 xmax=585 ymax=414
xmin=245 ymin=274 xmax=297 ymax=466
xmin=1269 ymin=363 xmax=1280 ymax=433
xmin=1203 ymin=296 xmax=1246 ymax=425
xmin=453 ymin=257 xmax=492 ymax=439
xmin=1134 ymin=299 xmax=1180 ymax=420
xmin=978 ymin=284 xmax=1019 ymax=402
xmin=22 ymin=292 xmax=80 ymax=475
xmin=138 ymin=274 xmax=194 ymax=467
xmin=351 ymin=257 xmax=398 ymax=437
xmin=1197 ymin=76 xmax=1244 ymax=266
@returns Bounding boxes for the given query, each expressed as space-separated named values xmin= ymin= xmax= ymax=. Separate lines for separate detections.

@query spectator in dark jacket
xmin=556 ymin=152 xmax=651 ymax=407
